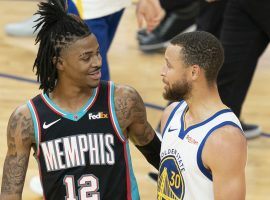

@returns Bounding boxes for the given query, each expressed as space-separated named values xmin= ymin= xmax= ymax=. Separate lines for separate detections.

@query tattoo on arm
xmin=1 ymin=107 xmax=34 ymax=196
xmin=133 ymin=121 xmax=155 ymax=146
xmin=21 ymin=115 xmax=35 ymax=145
xmin=7 ymin=112 xmax=22 ymax=155
xmin=114 ymin=85 xmax=155 ymax=145
xmin=1 ymin=155 xmax=28 ymax=194
xmin=115 ymin=85 xmax=145 ymax=129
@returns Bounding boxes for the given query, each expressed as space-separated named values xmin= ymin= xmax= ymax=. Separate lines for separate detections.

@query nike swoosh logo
xmin=168 ymin=127 xmax=178 ymax=132
xmin=43 ymin=118 xmax=61 ymax=129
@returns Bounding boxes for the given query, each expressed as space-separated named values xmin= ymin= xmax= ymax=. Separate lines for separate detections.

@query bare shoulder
xmin=203 ymin=125 xmax=247 ymax=170
xmin=160 ymin=102 xmax=179 ymax=133
xmin=7 ymin=104 xmax=35 ymax=148
xmin=9 ymin=104 xmax=32 ymax=122
xmin=114 ymin=84 xmax=142 ymax=102
xmin=207 ymin=125 xmax=246 ymax=150
xmin=114 ymin=84 xmax=146 ymax=131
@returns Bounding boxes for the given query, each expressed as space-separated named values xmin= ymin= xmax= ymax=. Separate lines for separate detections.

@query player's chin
xmin=163 ymin=85 xmax=169 ymax=93
xmin=88 ymin=79 xmax=100 ymax=88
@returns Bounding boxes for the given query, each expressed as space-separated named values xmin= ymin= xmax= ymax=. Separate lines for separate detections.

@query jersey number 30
xmin=64 ymin=174 xmax=100 ymax=200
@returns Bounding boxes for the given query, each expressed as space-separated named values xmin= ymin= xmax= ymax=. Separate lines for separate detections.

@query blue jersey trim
xmin=109 ymin=82 xmax=126 ymax=142
xmin=126 ymin=142 xmax=140 ymax=200
xmin=162 ymin=101 xmax=184 ymax=137
xmin=197 ymin=121 xmax=242 ymax=181
xmin=179 ymin=108 xmax=232 ymax=139
xmin=27 ymin=101 xmax=39 ymax=150
xmin=109 ymin=83 xmax=139 ymax=198
xmin=42 ymin=88 xmax=97 ymax=121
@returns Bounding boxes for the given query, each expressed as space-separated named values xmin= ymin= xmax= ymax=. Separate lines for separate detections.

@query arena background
xmin=0 ymin=1 xmax=269 ymax=199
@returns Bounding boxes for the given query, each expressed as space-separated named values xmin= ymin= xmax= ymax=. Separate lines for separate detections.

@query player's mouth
xmin=162 ymin=78 xmax=169 ymax=85
xmin=88 ymin=69 xmax=101 ymax=80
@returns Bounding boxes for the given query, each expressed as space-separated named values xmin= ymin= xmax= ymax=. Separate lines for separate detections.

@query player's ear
xmin=191 ymin=65 xmax=200 ymax=80
xmin=53 ymin=56 xmax=64 ymax=71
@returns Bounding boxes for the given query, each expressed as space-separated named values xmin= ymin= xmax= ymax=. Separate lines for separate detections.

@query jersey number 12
xmin=64 ymin=174 xmax=100 ymax=200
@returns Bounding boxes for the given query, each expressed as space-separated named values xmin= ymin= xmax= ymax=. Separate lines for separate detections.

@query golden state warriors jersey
xmin=71 ymin=0 xmax=131 ymax=19
xmin=27 ymin=81 xmax=139 ymax=200
xmin=157 ymin=101 xmax=243 ymax=200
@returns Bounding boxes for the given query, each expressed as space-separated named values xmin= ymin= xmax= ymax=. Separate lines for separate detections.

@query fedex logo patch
xmin=89 ymin=112 xmax=108 ymax=120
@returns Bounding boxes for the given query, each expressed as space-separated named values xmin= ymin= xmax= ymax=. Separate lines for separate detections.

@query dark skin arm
xmin=0 ymin=105 xmax=35 ymax=200
xmin=114 ymin=84 xmax=156 ymax=146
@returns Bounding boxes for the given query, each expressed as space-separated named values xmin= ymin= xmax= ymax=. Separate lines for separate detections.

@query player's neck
xmin=48 ymin=82 xmax=95 ymax=113
xmin=184 ymin=85 xmax=227 ymax=126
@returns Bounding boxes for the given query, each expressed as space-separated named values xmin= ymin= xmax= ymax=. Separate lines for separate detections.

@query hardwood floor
xmin=0 ymin=1 xmax=269 ymax=199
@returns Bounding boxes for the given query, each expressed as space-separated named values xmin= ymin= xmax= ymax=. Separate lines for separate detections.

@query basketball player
xmin=157 ymin=31 xmax=247 ymax=199
xmin=68 ymin=0 xmax=164 ymax=81
xmin=0 ymin=0 xmax=160 ymax=199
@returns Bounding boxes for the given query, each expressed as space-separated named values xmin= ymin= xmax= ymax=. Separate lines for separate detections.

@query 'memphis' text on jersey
xmin=40 ymin=133 xmax=115 ymax=171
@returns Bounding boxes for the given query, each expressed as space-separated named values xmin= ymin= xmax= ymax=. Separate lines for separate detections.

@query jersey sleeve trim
xmin=125 ymin=142 xmax=140 ymax=200
xmin=162 ymin=101 xmax=184 ymax=137
xmin=108 ymin=81 xmax=126 ymax=142
xmin=196 ymin=121 xmax=243 ymax=181
xmin=27 ymin=100 xmax=41 ymax=156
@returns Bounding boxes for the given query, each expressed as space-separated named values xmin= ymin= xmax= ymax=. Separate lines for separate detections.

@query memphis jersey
xmin=157 ymin=101 xmax=243 ymax=200
xmin=27 ymin=81 xmax=139 ymax=200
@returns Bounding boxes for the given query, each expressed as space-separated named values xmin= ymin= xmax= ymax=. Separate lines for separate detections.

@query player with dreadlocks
xmin=0 ymin=0 xmax=161 ymax=199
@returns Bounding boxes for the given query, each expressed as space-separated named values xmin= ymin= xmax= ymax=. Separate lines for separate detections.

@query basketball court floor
xmin=0 ymin=1 xmax=269 ymax=199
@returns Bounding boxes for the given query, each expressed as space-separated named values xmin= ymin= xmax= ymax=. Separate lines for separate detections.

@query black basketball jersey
xmin=27 ymin=81 xmax=139 ymax=200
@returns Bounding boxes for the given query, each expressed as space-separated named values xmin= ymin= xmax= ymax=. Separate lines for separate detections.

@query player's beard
xmin=163 ymin=79 xmax=192 ymax=102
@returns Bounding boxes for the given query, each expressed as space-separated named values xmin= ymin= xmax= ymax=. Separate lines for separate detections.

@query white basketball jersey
xmin=71 ymin=0 xmax=131 ymax=19
xmin=157 ymin=101 xmax=243 ymax=200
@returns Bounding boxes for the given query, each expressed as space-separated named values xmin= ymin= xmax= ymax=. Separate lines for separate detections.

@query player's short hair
xmin=171 ymin=31 xmax=224 ymax=83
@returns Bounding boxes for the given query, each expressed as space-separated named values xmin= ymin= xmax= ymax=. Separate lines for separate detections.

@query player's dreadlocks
xmin=33 ymin=0 xmax=90 ymax=93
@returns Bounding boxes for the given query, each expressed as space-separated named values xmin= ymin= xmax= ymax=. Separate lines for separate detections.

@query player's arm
xmin=203 ymin=125 xmax=247 ymax=200
xmin=0 ymin=105 xmax=35 ymax=200
xmin=114 ymin=84 xmax=160 ymax=169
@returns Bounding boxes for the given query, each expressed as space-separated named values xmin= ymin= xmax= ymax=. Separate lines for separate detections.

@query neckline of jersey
xmin=41 ymin=87 xmax=99 ymax=121
xmin=179 ymin=103 xmax=232 ymax=139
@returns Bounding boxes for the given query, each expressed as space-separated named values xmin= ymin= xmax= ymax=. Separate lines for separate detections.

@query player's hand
xmin=136 ymin=0 xmax=165 ymax=32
